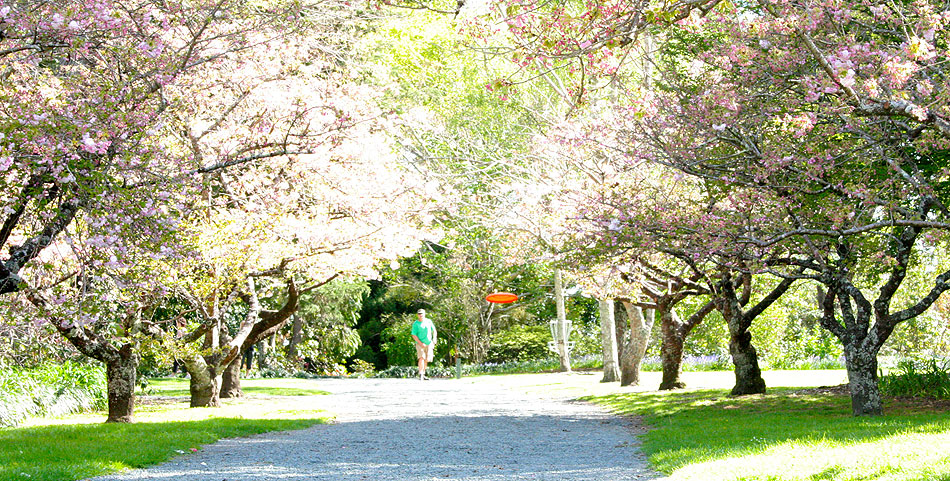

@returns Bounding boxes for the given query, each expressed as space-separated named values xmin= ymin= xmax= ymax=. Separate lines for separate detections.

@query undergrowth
xmin=0 ymin=362 xmax=107 ymax=428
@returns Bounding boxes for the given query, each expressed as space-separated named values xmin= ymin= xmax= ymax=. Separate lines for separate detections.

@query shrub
xmin=349 ymin=359 xmax=376 ymax=377
xmin=880 ymin=358 xmax=950 ymax=400
xmin=485 ymin=325 xmax=551 ymax=363
xmin=0 ymin=361 xmax=107 ymax=427
xmin=380 ymin=317 xmax=417 ymax=367
xmin=374 ymin=365 xmax=458 ymax=379
xmin=766 ymin=355 xmax=845 ymax=370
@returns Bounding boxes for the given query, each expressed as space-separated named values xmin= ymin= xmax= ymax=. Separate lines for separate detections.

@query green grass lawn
xmin=1 ymin=378 xmax=331 ymax=481
xmin=140 ymin=377 xmax=331 ymax=397
xmin=587 ymin=387 xmax=950 ymax=481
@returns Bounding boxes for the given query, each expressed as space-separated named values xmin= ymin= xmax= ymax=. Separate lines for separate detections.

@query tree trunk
xmin=615 ymin=301 xmax=634 ymax=384
xmin=553 ymin=269 xmax=571 ymax=372
xmin=30 ymin=291 xmax=144 ymax=423
xmin=717 ymin=280 xmax=767 ymax=395
xmin=659 ymin=308 xmax=686 ymax=390
xmin=599 ymin=299 xmax=620 ymax=382
xmin=183 ymin=358 xmax=222 ymax=408
xmin=843 ymin=345 xmax=884 ymax=416
xmin=620 ymin=301 xmax=654 ymax=387
xmin=286 ymin=313 xmax=303 ymax=360
xmin=256 ymin=337 xmax=269 ymax=370
xmin=105 ymin=345 xmax=138 ymax=423
xmin=220 ymin=356 xmax=244 ymax=399
xmin=728 ymin=328 xmax=766 ymax=395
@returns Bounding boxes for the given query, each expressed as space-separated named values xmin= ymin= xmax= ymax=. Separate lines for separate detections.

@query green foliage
xmin=588 ymin=387 xmax=950 ymax=480
xmin=137 ymin=352 xmax=174 ymax=378
xmin=880 ymin=358 xmax=950 ymax=400
xmin=466 ymin=358 xmax=567 ymax=375
xmin=348 ymin=359 xmax=376 ymax=377
xmin=380 ymin=315 xmax=418 ymax=367
xmin=486 ymin=324 xmax=551 ymax=363
xmin=0 ymin=362 xmax=107 ymax=428
xmin=658 ymin=280 xmax=850 ymax=365
xmin=353 ymin=279 xmax=422 ymax=369
xmin=248 ymin=277 xmax=370 ymax=375
xmin=360 ymin=239 xmax=559 ymax=367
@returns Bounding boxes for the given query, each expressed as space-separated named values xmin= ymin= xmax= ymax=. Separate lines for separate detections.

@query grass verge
xmin=140 ymin=377 xmax=332 ymax=397
xmin=587 ymin=387 xmax=950 ymax=481
xmin=2 ymin=379 xmax=330 ymax=481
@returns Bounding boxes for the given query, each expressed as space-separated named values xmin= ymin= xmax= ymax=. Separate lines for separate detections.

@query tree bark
xmin=553 ymin=269 xmax=571 ymax=372
xmin=184 ymin=357 xmax=222 ymax=408
xmin=105 ymin=344 xmax=138 ymax=423
xmin=658 ymin=308 xmax=687 ymax=390
xmin=1 ymin=197 xmax=83 ymax=295
xmin=717 ymin=273 xmax=794 ymax=395
xmin=619 ymin=301 xmax=654 ymax=386
xmin=728 ymin=328 xmax=766 ymax=395
xmin=220 ymin=356 xmax=244 ymax=399
xmin=719 ymin=296 xmax=767 ymax=395
xmin=599 ymin=299 xmax=620 ymax=382
xmin=286 ymin=313 xmax=303 ymax=360
xmin=630 ymin=259 xmax=715 ymax=391
xmin=615 ymin=301 xmax=634 ymax=384
xmin=651 ymin=297 xmax=715 ymax=390
xmin=182 ymin=277 xmax=298 ymax=407
xmin=843 ymin=345 xmax=883 ymax=416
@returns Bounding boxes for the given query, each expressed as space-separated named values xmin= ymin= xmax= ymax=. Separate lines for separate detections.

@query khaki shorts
xmin=415 ymin=342 xmax=434 ymax=362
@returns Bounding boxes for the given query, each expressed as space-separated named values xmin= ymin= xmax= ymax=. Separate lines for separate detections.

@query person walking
xmin=411 ymin=308 xmax=437 ymax=380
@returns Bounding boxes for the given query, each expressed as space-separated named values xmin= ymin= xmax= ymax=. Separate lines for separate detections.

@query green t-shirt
xmin=411 ymin=319 xmax=436 ymax=345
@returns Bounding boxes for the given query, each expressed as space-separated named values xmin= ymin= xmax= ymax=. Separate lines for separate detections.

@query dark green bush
xmin=485 ymin=324 xmax=551 ymax=363
xmin=880 ymin=358 xmax=950 ymax=399
xmin=0 ymin=361 xmax=107 ymax=427
xmin=380 ymin=317 xmax=417 ymax=367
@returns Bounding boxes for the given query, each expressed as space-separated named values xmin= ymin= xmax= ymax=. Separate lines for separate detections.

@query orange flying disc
xmin=485 ymin=292 xmax=519 ymax=303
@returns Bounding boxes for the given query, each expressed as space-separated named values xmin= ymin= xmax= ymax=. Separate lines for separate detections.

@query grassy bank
xmin=140 ymin=377 xmax=332 ymax=397
xmin=467 ymin=370 xmax=949 ymax=480
xmin=1 ymin=379 xmax=331 ymax=481
xmin=588 ymin=387 xmax=950 ymax=481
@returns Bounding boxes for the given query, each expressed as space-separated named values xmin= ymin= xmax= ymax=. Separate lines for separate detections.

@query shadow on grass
xmin=585 ymin=387 xmax=950 ymax=476
xmin=234 ymin=386 xmax=331 ymax=397
xmin=0 ymin=416 xmax=327 ymax=481
xmin=143 ymin=386 xmax=331 ymax=397
xmin=142 ymin=378 xmax=331 ymax=398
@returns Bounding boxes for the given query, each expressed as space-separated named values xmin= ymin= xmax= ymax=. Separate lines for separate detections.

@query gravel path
xmin=93 ymin=377 xmax=663 ymax=481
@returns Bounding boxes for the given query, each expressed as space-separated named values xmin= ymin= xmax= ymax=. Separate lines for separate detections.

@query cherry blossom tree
xmin=592 ymin=0 xmax=950 ymax=414
xmin=543 ymin=101 xmax=801 ymax=394
xmin=1 ymin=0 xmax=422 ymax=421
xmin=448 ymin=0 xmax=950 ymax=414
xmin=161 ymin=25 xmax=436 ymax=407
xmin=0 ymin=0 xmax=299 ymax=422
